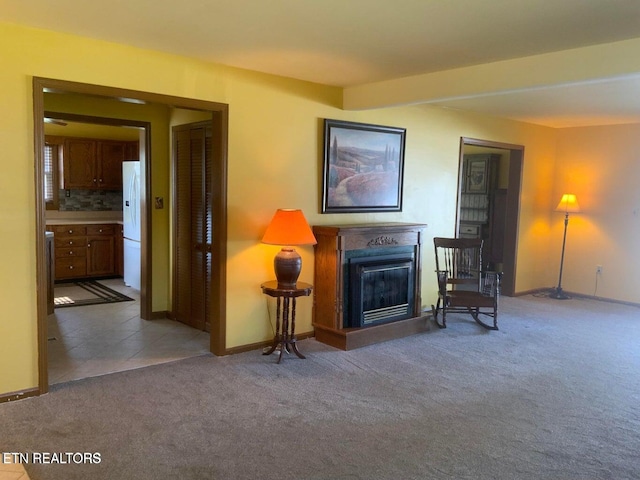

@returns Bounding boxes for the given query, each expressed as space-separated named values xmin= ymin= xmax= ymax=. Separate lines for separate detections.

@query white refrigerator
xmin=123 ymin=161 xmax=141 ymax=290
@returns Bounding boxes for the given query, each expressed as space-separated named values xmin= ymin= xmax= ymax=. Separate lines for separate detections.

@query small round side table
xmin=260 ymin=281 xmax=313 ymax=364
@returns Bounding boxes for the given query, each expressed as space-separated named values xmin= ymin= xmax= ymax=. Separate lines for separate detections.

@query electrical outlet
xmin=596 ymin=265 xmax=603 ymax=275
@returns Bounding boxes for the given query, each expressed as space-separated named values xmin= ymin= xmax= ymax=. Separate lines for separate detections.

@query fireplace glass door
xmin=347 ymin=253 xmax=415 ymax=328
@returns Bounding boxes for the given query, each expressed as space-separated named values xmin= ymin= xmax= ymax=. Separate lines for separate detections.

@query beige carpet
xmin=1 ymin=293 xmax=639 ymax=479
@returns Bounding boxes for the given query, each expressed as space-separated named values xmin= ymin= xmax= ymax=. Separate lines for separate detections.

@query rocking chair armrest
xmin=480 ymin=270 xmax=502 ymax=298
xmin=435 ymin=269 xmax=449 ymax=295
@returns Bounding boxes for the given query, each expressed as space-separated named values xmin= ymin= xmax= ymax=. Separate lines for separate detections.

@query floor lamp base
xmin=549 ymin=287 xmax=570 ymax=300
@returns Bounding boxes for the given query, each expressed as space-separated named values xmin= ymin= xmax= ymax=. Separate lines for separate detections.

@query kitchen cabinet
xmin=62 ymin=137 xmax=138 ymax=189
xmin=124 ymin=141 xmax=139 ymax=161
xmin=87 ymin=225 xmax=116 ymax=276
xmin=51 ymin=225 xmax=87 ymax=279
xmin=63 ymin=139 xmax=96 ymax=189
xmin=48 ymin=223 xmax=119 ymax=280
xmin=97 ymin=141 xmax=126 ymax=189
xmin=458 ymin=223 xmax=481 ymax=239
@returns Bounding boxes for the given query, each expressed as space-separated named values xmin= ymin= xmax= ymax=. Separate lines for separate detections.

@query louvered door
xmin=173 ymin=122 xmax=213 ymax=332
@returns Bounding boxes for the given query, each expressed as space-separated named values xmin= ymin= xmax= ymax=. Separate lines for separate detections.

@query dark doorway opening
xmin=456 ymin=138 xmax=524 ymax=296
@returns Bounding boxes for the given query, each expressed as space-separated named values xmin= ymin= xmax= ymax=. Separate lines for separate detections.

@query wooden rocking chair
xmin=431 ymin=237 xmax=501 ymax=330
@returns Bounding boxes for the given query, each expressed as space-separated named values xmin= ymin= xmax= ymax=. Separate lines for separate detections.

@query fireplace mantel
xmin=312 ymin=223 xmax=429 ymax=350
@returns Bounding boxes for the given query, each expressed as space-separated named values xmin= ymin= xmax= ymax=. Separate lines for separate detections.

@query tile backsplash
xmin=58 ymin=189 xmax=122 ymax=211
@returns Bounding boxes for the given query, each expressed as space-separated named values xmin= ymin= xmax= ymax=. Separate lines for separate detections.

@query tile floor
xmin=48 ymin=278 xmax=211 ymax=384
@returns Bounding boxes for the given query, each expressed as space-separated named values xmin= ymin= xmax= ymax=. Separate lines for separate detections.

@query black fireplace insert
xmin=346 ymin=251 xmax=415 ymax=328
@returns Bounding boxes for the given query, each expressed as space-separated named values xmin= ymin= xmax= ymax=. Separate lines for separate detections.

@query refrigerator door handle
xmin=127 ymin=170 xmax=139 ymax=230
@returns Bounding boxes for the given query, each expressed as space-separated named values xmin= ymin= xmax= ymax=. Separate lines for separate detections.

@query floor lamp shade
xmin=555 ymin=193 xmax=581 ymax=213
xmin=261 ymin=209 xmax=317 ymax=288
xmin=551 ymin=193 xmax=580 ymax=300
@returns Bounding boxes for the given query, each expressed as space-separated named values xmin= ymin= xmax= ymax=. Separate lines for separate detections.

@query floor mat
xmin=54 ymin=280 xmax=134 ymax=308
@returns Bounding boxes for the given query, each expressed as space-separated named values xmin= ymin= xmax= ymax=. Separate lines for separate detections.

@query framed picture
xmin=322 ymin=119 xmax=406 ymax=213
xmin=464 ymin=156 xmax=489 ymax=194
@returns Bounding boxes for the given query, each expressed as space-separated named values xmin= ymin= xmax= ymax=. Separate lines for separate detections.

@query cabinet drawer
xmin=460 ymin=224 xmax=480 ymax=236
xmin=51 ymin=225 xmax=87 ymax=236
xmin=55 ymin=237 xmax=87 ymax=248
xmin=87 ymin=224 xmax=115 ymax=235
xmin=55 ymin=257 xmax=87 ymax=278
xmin=55 ymin=247 xmax=86 ymax=258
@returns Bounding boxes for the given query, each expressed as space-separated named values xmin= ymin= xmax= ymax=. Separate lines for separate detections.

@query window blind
xmin=44 ymin=144 xmax=54 ymax=203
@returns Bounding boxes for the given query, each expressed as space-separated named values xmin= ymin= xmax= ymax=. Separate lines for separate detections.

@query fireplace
xmin=312 ymin=223 xmax=428 ymax=350
xmin=346 ymin=251 xmax=415 ymax=328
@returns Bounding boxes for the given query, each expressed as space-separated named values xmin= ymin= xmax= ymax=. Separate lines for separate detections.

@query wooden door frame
xmin=33 ymin=77 xmax=228 ymax=394
xmin=456 ymin=137 xmax=524 ymax=296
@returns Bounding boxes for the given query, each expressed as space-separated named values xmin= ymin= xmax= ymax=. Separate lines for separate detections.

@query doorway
xmin=456 ymin=137 xmax=523 ymax=296
xmin=33 ymin=77 xmax=228 ymax=394
xmin=44 ymin=111 xmax=148 ymax=297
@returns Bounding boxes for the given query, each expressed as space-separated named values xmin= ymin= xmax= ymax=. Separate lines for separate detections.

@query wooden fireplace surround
xmin=312 ymin=223 xmax=429 ymax=350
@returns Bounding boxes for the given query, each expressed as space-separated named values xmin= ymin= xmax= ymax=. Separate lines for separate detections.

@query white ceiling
xmin=3 ymin=0 xmax=640 ymax=128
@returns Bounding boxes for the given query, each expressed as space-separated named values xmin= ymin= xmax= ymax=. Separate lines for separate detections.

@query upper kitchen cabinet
xmin=98 ymin=140 xmax=126 ymax=189
xmin=63 ymin=137 xmax=138 ymax=189
xmin=63 ymin=138 xmax=96 ymax=189
xmin=124 ymin=141 xmax=139 ymax=161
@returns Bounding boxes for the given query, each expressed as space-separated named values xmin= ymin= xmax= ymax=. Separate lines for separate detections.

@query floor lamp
xmin=550 ymin=193 xmax=580 ymax=300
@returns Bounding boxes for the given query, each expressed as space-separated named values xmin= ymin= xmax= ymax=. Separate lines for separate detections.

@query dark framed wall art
xmin=463 ymin=155 xmax=489 ymax=194
xmin=321 ymin=119 xmax=406 ymax=213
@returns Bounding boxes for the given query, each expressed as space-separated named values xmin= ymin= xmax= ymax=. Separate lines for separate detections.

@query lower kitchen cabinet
xmin=87 ymin=225 xmax=116 ymax=276
xmin=51 ymin=225 xmax=87 ymax=279
xmin=48 ymin=223 xmax=118 ymax=280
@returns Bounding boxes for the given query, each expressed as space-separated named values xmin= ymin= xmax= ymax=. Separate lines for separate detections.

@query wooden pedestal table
xmin=260 ymin=281 xmax=313 ymax=363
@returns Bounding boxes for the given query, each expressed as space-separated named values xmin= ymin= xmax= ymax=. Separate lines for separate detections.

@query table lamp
xmin=550 ymin=193 xmax=580 ymax=300
xmin=261 ymin=209 xmax=317 ymax=288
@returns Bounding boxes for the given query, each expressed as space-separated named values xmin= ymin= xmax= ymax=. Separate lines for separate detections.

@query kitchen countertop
xmin=45 ymin=211 xmax=123 ymax=225
xmin=46 ymin=219 xmax=123 ymax=225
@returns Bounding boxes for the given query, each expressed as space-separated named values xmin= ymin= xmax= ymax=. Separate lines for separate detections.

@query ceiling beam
xmin=343 ymin=37 xmax=640 ymax=111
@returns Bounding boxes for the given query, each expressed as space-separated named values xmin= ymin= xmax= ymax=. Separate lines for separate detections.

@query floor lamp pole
xmin=551 ymin=212 xmax=570 ymax=300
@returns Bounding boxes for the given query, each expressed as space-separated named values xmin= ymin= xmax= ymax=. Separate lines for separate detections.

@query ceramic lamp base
xmin=274 ymin=247 xmax=301 ymax=289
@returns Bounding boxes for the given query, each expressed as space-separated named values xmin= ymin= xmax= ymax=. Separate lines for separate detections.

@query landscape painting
xmin=322 ymin=119 xmax=406 ymax=213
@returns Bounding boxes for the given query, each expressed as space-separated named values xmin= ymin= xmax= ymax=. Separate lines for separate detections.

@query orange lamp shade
xmin=555 ymin=194 xmax=580 ymax=213
xmin=261 ymin=209 xmax=317 ymax=246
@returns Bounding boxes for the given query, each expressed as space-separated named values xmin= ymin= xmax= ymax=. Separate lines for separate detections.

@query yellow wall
xmin=554 ymin=124 xmax=640 ymax=302
xmin=0 ymin=21 xmax=563 ymax=396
